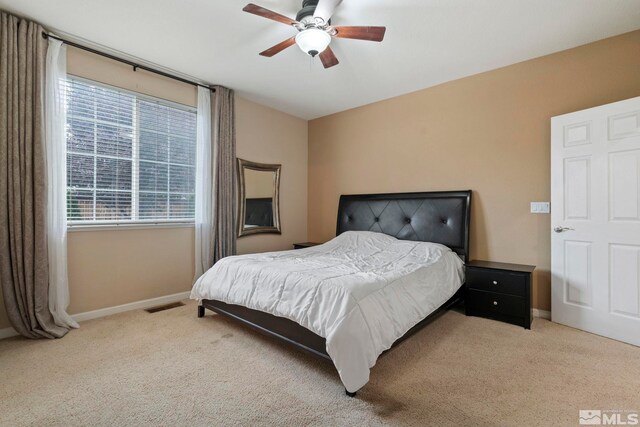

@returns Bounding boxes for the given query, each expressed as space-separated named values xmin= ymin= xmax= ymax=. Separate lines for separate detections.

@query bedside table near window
xmin=293 ymin=242 xmax=321 ymax=250
xmin=465 ymin=260 xmax=535 ymax=329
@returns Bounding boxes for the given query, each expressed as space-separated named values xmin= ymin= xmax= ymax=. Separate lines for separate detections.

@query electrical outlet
xmin=530 ymin=202 xmax=550 ymax=214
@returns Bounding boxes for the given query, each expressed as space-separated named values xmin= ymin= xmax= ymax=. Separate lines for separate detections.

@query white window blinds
xmin=65 ymin=78 xmax=197 ymax=224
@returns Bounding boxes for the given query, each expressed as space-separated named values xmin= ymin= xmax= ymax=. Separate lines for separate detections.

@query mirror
xmin=237 ymin=158 xmax=281 ymax=237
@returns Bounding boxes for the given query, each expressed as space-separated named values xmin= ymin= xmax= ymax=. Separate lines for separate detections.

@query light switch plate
xmin=530 ymin=202 xmax=550 ymax=214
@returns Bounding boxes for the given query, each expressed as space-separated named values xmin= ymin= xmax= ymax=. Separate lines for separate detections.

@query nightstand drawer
xmin=465 ymin=260 xmax=534 ymax=329
xmin=466 ymin=268 xmax=526 ymax=297
xmin=466 ymin=289 xmax=525 ymax=318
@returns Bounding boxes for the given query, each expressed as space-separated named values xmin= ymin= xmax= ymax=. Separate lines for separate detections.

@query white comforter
xmin=191 ymin=231 xmax=464 ymax=392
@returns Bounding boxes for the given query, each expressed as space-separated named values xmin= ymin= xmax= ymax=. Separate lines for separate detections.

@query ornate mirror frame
xmin=237 ymin=158 xmax=282 ymax=237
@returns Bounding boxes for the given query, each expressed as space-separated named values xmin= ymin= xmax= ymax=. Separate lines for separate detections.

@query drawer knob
xmin=492 ymin=280 xmax=498 ymax=285
xmin=493 ymin=301 xmax=498 ymax=306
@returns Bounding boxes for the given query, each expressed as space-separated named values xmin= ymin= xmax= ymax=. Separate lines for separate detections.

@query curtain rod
xmin=42 ymin=32 xmax=215 ymax=92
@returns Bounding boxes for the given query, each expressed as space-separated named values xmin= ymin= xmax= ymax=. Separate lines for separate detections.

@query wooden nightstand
xmin=293 ymin=242 xmax=321 ymax=250
xmin=465 ymin=260 xmax=535 ymax=329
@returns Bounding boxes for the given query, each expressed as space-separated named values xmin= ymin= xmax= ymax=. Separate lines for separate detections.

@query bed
xmin=192 ymin=190 xmax=472 ymax=396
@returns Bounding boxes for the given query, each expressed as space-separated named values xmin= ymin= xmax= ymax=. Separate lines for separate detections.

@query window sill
xmin=67 ymin=221 xmax=195 ymax=232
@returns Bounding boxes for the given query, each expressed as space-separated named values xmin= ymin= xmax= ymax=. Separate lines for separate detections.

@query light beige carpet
xmin=1 ymin=299 xmax=638 ymax=427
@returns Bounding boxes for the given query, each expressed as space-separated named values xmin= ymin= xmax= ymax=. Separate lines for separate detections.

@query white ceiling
xmin=2 ymin=0 xmax=640 ymax=119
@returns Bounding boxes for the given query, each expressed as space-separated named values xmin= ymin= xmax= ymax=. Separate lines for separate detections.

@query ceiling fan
xmin=242 ymin=0 xmax=386 ymax=69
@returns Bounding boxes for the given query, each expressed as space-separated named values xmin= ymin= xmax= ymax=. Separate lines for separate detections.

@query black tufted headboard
xmin=336 ymin=191 xmax=472 ymax=261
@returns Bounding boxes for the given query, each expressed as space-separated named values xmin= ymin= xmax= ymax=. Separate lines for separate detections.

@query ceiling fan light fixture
xmin=295 ymin=28 xmax=331 ymax=57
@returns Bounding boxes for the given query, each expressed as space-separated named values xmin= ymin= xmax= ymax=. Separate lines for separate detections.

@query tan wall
xmin=236 ymin=97 xmax=308 ymax=254
xmin=66 ymin=227 xmax=195 ymax=314
xmin=1 ymin=47 xmax=307 ymax=330
xmin=308 ymin=30 xmax=640 ymax=311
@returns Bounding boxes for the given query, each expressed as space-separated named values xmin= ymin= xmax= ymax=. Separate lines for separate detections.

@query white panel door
xmin=551 ymin=96 xmax=640 ymax=346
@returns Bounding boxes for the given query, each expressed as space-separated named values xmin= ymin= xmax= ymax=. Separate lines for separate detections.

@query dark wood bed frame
xmin=198 ymin=190 xmax=472 ymax=396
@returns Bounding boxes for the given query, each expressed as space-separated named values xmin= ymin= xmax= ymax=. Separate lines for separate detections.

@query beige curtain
xmin=211 ymin=86 xmax=236 ymax=263
xmin=0 ymin=12 xmax=68 ymax=338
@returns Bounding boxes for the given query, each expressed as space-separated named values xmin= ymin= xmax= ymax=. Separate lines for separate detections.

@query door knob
xmin=554 ymin=226 xmax=575 ymax=233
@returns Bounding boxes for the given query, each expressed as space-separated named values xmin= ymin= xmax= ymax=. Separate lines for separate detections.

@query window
xmin=65 ymin=78 xmax=197 ymax=225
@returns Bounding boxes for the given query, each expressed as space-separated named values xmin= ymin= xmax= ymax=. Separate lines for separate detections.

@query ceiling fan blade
xmin=243 ymin=3 xmax=298 ymax=26
xmin=333 ymin=26 xmax=386 ymax=42
xmin=259 ymin=37 xmax=297 ymax=57
xmin=319 ymin=47 xmax=339 ymax=69
xmin=313 ymin=0 xmax=343 ymax=24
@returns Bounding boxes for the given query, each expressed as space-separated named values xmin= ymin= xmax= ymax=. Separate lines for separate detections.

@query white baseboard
xmin=1 ymin=293 xmax=551 ymax=341
xmin=72 ymin=291 xmax=191 ymax=323
xmin=0 ymin=327 xmax=18 ymax=340
xmin=0 ymin=291 xmax=191 ymax=340
xmin=533 ymin=308 xmax=551 ymax=320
